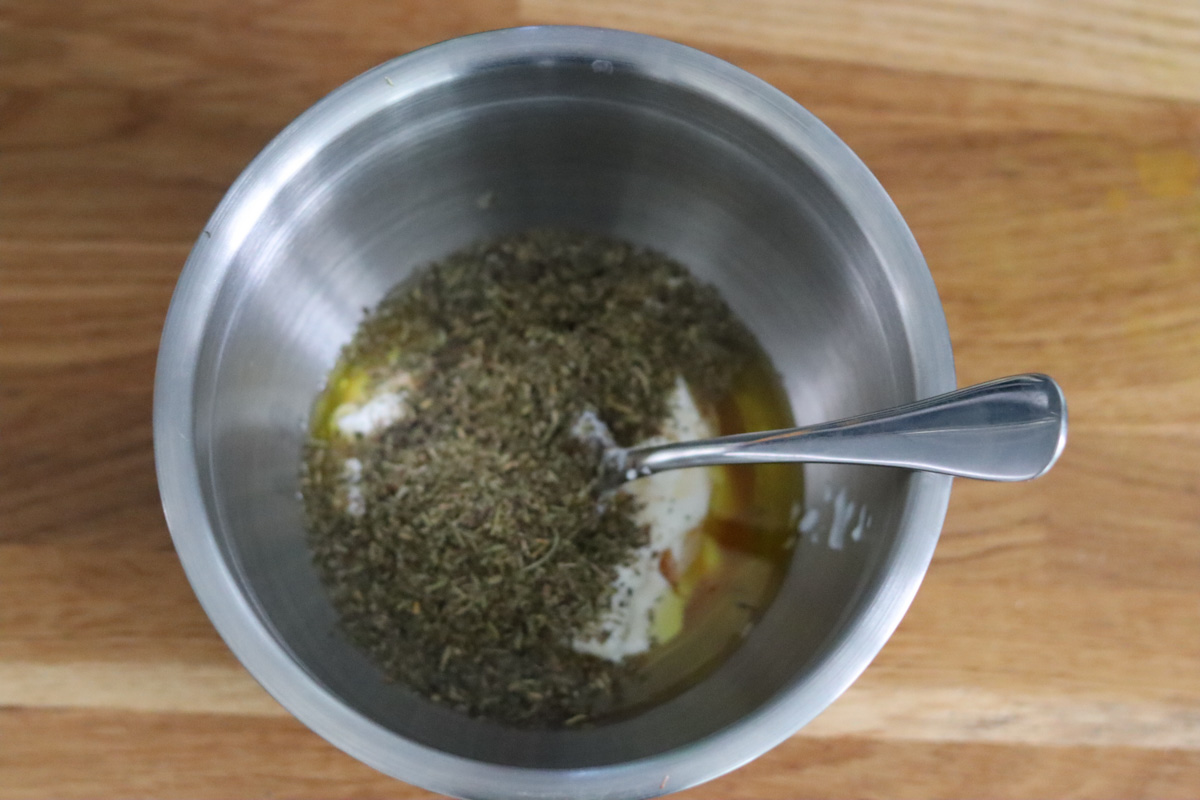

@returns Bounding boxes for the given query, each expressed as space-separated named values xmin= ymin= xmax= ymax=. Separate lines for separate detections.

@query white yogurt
xmin=331 ymin=372 xmax=415 ymax=438
xmin=573 ymin=377 xmax=714 ymax=662
xmin=343 ymin=457 xmax=366 ymax=517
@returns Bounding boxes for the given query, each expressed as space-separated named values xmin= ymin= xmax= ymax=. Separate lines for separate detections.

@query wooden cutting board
xmin=2 ymin=1 xmax=1198 ymax=796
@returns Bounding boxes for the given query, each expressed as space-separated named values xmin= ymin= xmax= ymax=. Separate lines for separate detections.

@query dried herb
xmin=302 ymin=229 xmax=759 ymax=726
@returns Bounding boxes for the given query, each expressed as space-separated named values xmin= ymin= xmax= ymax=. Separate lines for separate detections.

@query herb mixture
xmin=302 ymin=229 xmax=761 ymax=726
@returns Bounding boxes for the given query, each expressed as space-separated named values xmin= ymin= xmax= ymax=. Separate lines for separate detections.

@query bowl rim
xmin=154 ymin=25 xmax=955 ymax=799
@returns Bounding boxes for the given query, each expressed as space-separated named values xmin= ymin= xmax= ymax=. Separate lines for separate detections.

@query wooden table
xmin=3 ymin=2 xmax=1199 ymax=797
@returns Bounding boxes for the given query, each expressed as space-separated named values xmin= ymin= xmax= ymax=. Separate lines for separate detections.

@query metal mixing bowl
xmin=154 ymin=26 xmax=955 ymax=798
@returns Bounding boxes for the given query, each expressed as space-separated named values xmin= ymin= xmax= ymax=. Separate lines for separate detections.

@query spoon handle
xmin=624 ymin=374 xmax=1067 ymax=482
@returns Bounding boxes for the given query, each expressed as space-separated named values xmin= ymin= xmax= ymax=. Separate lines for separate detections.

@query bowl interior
xmin=191 ymin=57 xmax=936 ymax=769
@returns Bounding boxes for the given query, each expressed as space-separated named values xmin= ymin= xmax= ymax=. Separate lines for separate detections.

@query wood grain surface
xmin=3 ymin=1 xmax=1199 ymax=797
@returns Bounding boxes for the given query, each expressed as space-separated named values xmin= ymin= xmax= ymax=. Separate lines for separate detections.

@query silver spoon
xmin=605 ymin=373 xmax=1067 ymax=486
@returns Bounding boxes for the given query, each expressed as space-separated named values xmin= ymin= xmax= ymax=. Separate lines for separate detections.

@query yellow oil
xmin=310 ymin=361 xmax=372 ymax=442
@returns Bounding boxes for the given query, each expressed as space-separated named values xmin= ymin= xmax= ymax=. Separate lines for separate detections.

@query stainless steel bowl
xmin=155 ymin=26 xmax=955 ymax=798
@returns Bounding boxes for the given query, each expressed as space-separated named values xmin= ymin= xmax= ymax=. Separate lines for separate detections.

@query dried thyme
xmin=302 ymin=229 xmax=759 ymax=726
